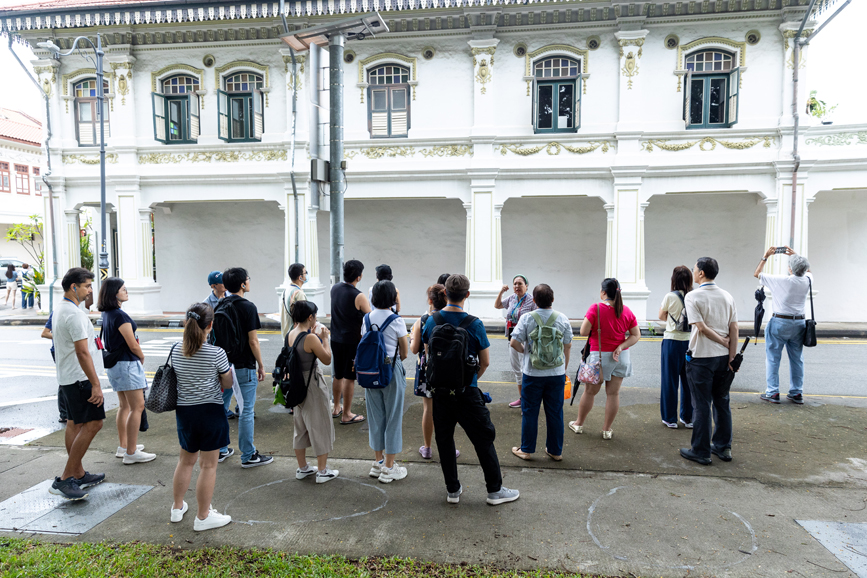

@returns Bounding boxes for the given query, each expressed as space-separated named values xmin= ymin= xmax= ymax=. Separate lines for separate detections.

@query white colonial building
xmin=2 ymin=0 xmax=865 ymax=321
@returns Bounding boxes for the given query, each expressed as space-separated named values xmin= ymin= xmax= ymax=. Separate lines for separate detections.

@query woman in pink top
xmin=569 ymin=278 xmax=641 ymax=440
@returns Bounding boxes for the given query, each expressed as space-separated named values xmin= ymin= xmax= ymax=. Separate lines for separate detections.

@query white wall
xmin=809 ymin=190 xmax=867 ymax=322
xmin=315 ymin=198 xmax=467 ymax=316
xmin=644 ymin=192 xmax=765 ymax=321
xmin=154 ymin=201 xmax=283 ymax=313
xmin=501 ymin=196 xmax=608 ymax=318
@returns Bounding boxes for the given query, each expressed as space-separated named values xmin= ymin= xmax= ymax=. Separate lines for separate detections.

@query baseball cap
xmin=207 ymin=271 xmax=223 ymax=286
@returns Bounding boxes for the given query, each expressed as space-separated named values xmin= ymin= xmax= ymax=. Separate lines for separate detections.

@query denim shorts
xmin=106 ymin=360 xmax=148 ymax=392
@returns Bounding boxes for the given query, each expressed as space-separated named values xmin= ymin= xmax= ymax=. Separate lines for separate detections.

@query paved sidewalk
xmin=2 ymin=304 xmax=866 ymax=338
xmin=2 ymin=382 xmax=866 ymax=577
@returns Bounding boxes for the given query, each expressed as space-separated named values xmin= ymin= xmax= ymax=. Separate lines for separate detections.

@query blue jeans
xmin=364 ymin=362 xmax=406 ymax=455
xmin=232 ymin=367 xmax=258 ymax=462
xmin=520 ymin=373 xmax=565 ymax=455
xmin=765 ymin=316 xmax=806 ymax=396
xmin=21 ymin=291 xmax=34 ymax=308
xmin=660 ymin=339 xmax=692 ymax=424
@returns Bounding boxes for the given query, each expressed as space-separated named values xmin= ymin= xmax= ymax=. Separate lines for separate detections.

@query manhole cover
xmin=0 ymin=479 xmax=152 ymax=535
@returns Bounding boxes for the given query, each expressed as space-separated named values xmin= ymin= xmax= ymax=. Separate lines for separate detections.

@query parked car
xmin=0 ymin=258 xmax=25 ymax=290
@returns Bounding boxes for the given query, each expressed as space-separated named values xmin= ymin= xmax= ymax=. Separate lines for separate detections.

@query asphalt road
xmin=0 ymin=325 xmax=865 ymax=436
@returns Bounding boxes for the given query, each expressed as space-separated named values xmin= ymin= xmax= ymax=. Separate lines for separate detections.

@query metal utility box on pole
xmin=279 ymin=12 xmax=388 ymax=285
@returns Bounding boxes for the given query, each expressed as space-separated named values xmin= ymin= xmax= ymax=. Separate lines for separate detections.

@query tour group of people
xmin=3 ymin=262 xmax=37 ymax=309
xmin=44 ymin=246 xmax=813 ymax=532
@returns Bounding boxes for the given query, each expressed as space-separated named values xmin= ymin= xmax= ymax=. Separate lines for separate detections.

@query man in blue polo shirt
xmin=422 ymin=274 xmax=519 ymax=506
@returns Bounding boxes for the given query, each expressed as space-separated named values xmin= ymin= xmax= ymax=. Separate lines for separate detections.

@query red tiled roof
xmin=0 ymin=109 xmax=42 ymax=147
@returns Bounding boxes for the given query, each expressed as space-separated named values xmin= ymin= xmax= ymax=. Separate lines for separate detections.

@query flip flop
xmin=511 ymin=447 xmax=532 ymax=460
xmin=331 ymin=410 xmax=343 ymax=419
xmin=340 ymin=414 xmax=365 ymax=425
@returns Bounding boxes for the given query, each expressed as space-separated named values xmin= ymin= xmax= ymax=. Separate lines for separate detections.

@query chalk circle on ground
xmin=223 ymin=477 xmax=388 ymax=526
xmin=586 ymin=485 xmax=757 ymax=571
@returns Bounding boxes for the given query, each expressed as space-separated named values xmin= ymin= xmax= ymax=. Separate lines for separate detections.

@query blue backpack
xmin=356 ymin=313 xmax=400 ymax=389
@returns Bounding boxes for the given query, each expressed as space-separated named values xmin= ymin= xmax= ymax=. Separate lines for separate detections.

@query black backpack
xmin=212 ymin=295 xmax=245 ymax=361
xmin=672 ymin=291 xmax=690 ymax=332
xmin=272 ymin=331 xmax=314 ymax=408
xmin=425 ymin=311 xmax=480 ymax=397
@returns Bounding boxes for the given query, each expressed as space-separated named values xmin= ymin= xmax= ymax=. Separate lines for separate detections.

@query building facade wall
xmin=5 ymin=1 xmax=866 ymax=321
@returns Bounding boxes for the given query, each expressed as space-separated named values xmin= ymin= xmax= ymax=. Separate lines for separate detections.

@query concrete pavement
xmin=2 ymin=376 xmax=866 ymax=577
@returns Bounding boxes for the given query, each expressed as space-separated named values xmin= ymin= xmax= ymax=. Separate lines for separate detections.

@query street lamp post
xmin=38 ymin=34 xmax=109 ymax=282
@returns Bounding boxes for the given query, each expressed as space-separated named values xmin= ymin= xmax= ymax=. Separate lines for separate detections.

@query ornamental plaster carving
xmin=357 ymin=53 xmax=418 ymax=103
xmin=283 ymin=54 xmax=306 ymax=91
xmin=782 ymin=29 xmax=813 ymax=51
xmin=63 ymin=153 xmax=119 ymax=164
xmin=471 ymin=47 xmax=496 ymax=95
xmin=150 ymin=63 xmax=204 ymax=92
xmin=214 ymin=60 xmax=270 ymax=106
xmin=60 ymin=69 xmax=116 ymax=113
xmin=674 ymin=36 xmax=746 ymax=92
xmin=525 ymin=44 xmax=590 ymax=96
xmin=138 ymin=150 xmax=287 ymax=164
xmin=622 ymin=53 xmax=639 ymax=89
xmin=805 ymin=132 xmax=867 ymax=146
xmin=640 ymin=136 xmax=774 ymax=152
xmin=497 ymin=141 xmax=611 ymax=156
xmin=344 ymin=144 xmax=473 ymax=159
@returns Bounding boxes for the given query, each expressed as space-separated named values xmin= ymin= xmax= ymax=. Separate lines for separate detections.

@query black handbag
xmin=146 ymin=343 xmax=179 ymax=413
xmin=98 ymin=326 xmax=125 ymax=369
xmin=803 ymin=277 xmax=817 ymax=348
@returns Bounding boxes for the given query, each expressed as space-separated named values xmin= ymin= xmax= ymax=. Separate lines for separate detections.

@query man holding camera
xmin=754 ymin=246 xmax=812 ymax=405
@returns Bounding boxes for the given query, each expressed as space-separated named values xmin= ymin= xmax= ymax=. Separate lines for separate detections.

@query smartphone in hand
xmin=774 ymin=247 xmax=787 ymax=254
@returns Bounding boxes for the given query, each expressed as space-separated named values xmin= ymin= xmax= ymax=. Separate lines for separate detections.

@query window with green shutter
xmin=683 ymin=51 xmax=739 ymax=129
xmin=532 ymin=57 xmax=580 ymax=134
xmin=218 ymin=72 xmax=264 ymax=143
xmin=152 ymin=75 xmax=201 ymax=144
xmin=367 ymin=65 xmax=410 ymax=138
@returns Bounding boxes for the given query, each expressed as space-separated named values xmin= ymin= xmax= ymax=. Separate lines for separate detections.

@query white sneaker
xmin=369 ymin=459 xmax=384 ymax=478
xmin=170 ymin=501 xmax=188 ymax=523
xmin=378 ymin=464 xmax=407 ymax=484
xmin=679 ymin=419 xmax=694 ymax=429
xmin=116 ymin=444 xmax=144 ymax=458
xmin=296 ymin=465 xmax=317 ymax=480
xmin=602 ymin=430 xmax=613 ymax=440
xmin=447 ymin=484 xmax=463 ymax=504
xmin=122 ymin=450 xmax=157 ymax=464
xmin=193 ymin=508 xmax=232 ymax=532
xmin=315 ymin=468 xmax=339 ymax=484
xmin=662 ymin=420 xmax=678 ymax=429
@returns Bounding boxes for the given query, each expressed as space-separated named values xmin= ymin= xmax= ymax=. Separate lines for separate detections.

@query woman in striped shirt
xmin=495 ymin=275 xmax=537 ymax=408
xmin=170 ymin=302 xmax=233 ymax=532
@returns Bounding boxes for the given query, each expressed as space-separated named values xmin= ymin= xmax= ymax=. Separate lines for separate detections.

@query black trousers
xmin=432 ymin=387 xmax=502 ymax=494
xmin=685 ymin=355 xmax=733 ymax=459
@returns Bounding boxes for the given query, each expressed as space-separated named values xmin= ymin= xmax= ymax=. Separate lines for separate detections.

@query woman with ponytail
xmin=170 ymin=303 xmax=233 ymax=531
xmin=569 ymin=278 xmax=640 ymax=440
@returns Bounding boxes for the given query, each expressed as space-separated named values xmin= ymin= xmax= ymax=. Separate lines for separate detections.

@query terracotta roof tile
xmin=0 ymin=109 xmax=42 ymax=147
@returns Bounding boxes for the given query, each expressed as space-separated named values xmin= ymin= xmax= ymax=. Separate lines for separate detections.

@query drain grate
xmin=798 ymin=520 xmax=867 ymax=578
xmin=0 ymin=479 xmax=152 ymax=535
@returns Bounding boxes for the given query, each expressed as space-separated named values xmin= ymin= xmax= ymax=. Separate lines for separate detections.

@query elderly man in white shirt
xmin=754 ymin=246 xmax=812 ymax=405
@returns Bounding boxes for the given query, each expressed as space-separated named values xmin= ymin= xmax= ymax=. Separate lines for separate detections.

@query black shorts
xmin=332 ymin=340 xmax=359 ymax=381
xmin=58 ymin=380 xmax=107 ymax=425
xmin=176 ymin=403 xmax=230 ymax=453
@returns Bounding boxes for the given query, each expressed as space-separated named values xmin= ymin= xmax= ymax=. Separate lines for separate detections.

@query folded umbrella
xmin=754 ymin=287 xmax=766 ymax=344
xmin=723 ymin=337 xmax=751 ymax=389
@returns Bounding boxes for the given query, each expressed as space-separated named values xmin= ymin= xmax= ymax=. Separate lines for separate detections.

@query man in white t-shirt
xmin=51 ymin=267 xmax=106 ymax=500
xmin=754 ymin=246 xmax=812 ymax=405
xmin=681 ymin=257 xmax=738 ymax=466
xmin=280 ymin=262 xmax=308 ymax=339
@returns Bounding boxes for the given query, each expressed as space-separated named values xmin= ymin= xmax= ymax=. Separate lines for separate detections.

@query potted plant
xmin=806 ymin=90 xmax=837 ymax=125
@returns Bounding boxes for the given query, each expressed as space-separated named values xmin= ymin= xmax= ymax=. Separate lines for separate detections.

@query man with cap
xmin=204 ymin=271 xmax=225 ymax=311
xmin=202 ymin=271 xmax=238 ymax=429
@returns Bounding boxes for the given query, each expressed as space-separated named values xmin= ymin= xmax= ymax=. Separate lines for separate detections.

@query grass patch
xmin=0 ymin=538 xmax=610 ymax=577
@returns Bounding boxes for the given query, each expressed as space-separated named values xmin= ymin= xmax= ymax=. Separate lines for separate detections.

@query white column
xmin=468 ymin=39 xmax=499 ymax=137
xmin=614 ymin=30 xmax=649 ymax=131
xmin=64 ymin=209 xmax=82 ymax=271
xmin=464 ymin=176 xmax=503 ymax=318
xmin=114 ymin=178 xmax=161 ymax=314
xmin=105 ymin=56 xmax=137 ymax=148
xmin=606 ymin=177 xmax=650 ymax=320
xmin=762 ymin=198 xmax=784 ymax=275
xmin=38 ymin=179 xmax=70 ymax=312
xmin=304 ymin=195 xmax=325 ymax=310
xmin=778 ymin=23 xmax=811 ymax=130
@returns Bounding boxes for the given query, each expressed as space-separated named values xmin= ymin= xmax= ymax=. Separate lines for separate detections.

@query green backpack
xmin=528 ymin=311 xmax=565 ymax=370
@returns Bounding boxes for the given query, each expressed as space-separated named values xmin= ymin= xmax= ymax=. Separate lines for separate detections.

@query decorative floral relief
xmin=805 ymin=132 xmax=867 ymax=146
xmin=345 ymin=145 xmax=473 ymax=159
xmin=137 ymin=150 xmax=287 ymax=164
xmin=640 ymin=136 xmax=774 ymax=152
xmin=62 ymin=153 xmax=119 ymax=164
xmin=497 ymin=141 xmax=611 ymax=156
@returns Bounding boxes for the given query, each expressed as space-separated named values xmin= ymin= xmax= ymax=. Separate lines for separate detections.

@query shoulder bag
xmin=575 ymin=304 xmax=603 ymax=387
xmin=98 ymin=324 xmax=125 ymax=369
xmin=146 ymin=343 xmax=179 ymax=413
xmin=803 ymin=277 xmax=817 ymax=348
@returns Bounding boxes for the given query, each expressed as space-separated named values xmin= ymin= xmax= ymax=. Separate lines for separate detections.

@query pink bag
xmin=575 ymin=304 xmax=602 ymax=386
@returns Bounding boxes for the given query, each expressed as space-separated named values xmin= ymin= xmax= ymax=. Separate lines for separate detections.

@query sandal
xmin=340 ymin=414 xmax=365 ymax=425
xmin=568 ymin=421 xmax=584 ymax=434
xmin=545 ymin=448 xmax=562 ymax=461
xmin=331 ymin=410 xmax=343 ymax=419
xmin=511 ymin=447 xmax=533 ymax=460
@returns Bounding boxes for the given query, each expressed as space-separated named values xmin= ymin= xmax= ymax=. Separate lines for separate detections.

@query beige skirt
xmin=293 ymin=366 xmax=335 ymax=456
